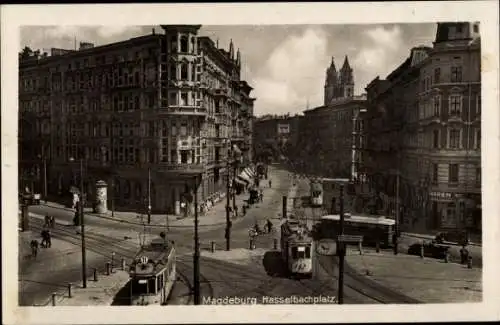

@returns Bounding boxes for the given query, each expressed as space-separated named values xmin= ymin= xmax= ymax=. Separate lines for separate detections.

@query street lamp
xmin=37 ymin=154 xmax=47 ymax=202
xmin=69 ymin=157 xmax=87 ymax=288
xmin=332 ymin=178 xmax=350 ymax=305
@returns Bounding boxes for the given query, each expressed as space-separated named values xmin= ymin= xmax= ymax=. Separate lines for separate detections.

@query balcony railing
xmin=157 ymin=162 xmax=205 ymax=172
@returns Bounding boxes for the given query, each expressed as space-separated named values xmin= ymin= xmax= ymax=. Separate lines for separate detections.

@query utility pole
xmin=337 ymin=183 xmax=345 ymax=305
xmin=232 ymin=161 xmax=237 ymax=211
xmin=394 ymin=171 xmax=400 ymax=255
xmin=79 ymin=158 xmax=87 ymax=288
xmin=225 ymin=159 xmax=231 ymax=251
xmin=282 ymin=195 xmax=287 ymax=219
xmin=111 ymin=178 xmax=115 ymax=218
xmin=43 ymin=157 xmax=47 ymax=202
xmin=193 ymin=175 xmax=200 ymax=305
xmin=147 ymin=167 xmax=151 ymax=224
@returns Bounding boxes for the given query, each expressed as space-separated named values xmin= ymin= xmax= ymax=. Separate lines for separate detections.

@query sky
xmin=20 ymin=24 xmax=436 ymax=116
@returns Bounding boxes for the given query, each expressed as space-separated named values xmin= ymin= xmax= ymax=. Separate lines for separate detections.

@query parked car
xmin=407 ymin=242 xmax=450 ymax=259
xmin=438 ymin=230 xmax=469 ymax=246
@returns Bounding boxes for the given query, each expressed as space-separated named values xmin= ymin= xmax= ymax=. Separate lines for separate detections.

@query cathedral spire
xmin=229 ymin=39 xmax=234 ymax=60
xmin=236 ymin=48 xmax=241 ymax=67
xmin=341 ymin=55 xmax=350 ymax=70
xmin=330 ymin=56 xmax=337 ymax=71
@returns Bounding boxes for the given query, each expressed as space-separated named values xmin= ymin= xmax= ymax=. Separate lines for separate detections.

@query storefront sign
xmin=430 ymin=192 xmax=464 ymax=201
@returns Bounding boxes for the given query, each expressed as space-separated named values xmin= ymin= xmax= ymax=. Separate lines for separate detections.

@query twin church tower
xmin=323 ymin=55 xmax=354 ymax=106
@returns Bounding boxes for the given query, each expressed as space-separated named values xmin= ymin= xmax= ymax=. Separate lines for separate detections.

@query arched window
xmin=180 ymin=36 xmax=189 ymax=53
xmin=170 ymin=35 xmax=177 ymax=52
xmin=169 ymin=64 xmax=177 ymax=80
xmin=180 ymin=63 xmax=188 ymax=80
xmin=190 ymin=37 xmax=195 ymax=53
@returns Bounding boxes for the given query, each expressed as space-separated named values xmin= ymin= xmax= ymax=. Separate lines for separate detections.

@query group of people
xmin=249 ymin=219 xmax=274 ymax=238
xmin=29 ymin=214 xmax=55 ymax=258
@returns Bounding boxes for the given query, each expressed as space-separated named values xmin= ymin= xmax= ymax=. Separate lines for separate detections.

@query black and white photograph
xmin=2 ymin=2 xmax=499 ymax=324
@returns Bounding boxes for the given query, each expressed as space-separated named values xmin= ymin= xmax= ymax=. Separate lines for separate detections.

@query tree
xmin=19 ymin=46 xmax=34 ymax=60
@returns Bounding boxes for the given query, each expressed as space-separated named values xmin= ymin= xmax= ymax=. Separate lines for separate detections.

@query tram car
xmin=280 ymin=220 xmax=314 ymax=278
xmin=318 ymin=214 xmax=396 ymax=247
xmin=128 ymin=237 xmax=176 ymax=305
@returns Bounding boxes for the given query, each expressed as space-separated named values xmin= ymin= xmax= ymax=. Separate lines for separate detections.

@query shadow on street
xmin=111 ymin=280 xmax=131 ymax=305
xmin=262 ymin=251 xmax=288 ymax=278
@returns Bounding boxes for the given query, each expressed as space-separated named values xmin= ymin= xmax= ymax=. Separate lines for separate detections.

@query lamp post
xmin=69 ymin=157 xmax=87 ymax=288
xmin=37 ymin=154 xmax=47 ymax=202
xmin=333 ymin=178 xmax=350 ymax=305
xmin=193 ymin=174 xmax=200 ymax=305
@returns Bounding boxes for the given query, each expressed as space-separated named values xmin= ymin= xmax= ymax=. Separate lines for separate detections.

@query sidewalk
xmin=402 ymin=232 xmax=481 ymax=247
xmin=55 ymin=270 xmax=130 ymax=306
xmin=18 ymin=231 xmax=112 ymax=306
xmin=41 ymin=186 xmax=265 ymax=230
xmin=346 ymin=248 xmax=482 ymax=303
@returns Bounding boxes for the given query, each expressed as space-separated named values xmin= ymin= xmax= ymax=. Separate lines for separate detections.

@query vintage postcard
xmin=2 ymin=1 xmax=499 ymax=324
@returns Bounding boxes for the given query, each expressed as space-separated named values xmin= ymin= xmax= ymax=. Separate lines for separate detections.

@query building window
xmin=476 ymin=93 xmax=481 ymax=116
xmin=161 ymin=121 xmax=168 ymax=137
xmin=180 ymin=63 xmax=188 ymax=80
xmin=448 ymin=164 xmax=459 ymax=183
xmin=475 ymin=128 xmax=481 ymax=149
xmin=171 ymin=125 xmax=177 ymax=136
xmin=473 ymin=24 xmax=479 ymax=33
xmin=180 ymin=36 xmax=189 ymax=53
xmin=180 ymin=92 xmax=188 ymax=106
xmin=432 ymin=163 xmax=438 ymax=184
xmin=180 ymin=150 xmax=188 ymax=164
xmin=433 ymin=95 xmax=441 ymax=116
xmin=169 ymin=64 xmax=177 ymax=80
xmin=161 ymin=140 xmax=168 ymax=162
xmin=449 ymin=95 xmax=462 ymax=116
xmin=433 ymin=129 xmax=440 ymax=149
xmin=169 ymin=92 xmax=177 ymax=106
xmin=449 ymin=128 xmax=461 ymax=149
xmin=451 ymin=66 xmax=462 ymax=83
xmin=434 ymin=67 xmax=441 ymax=84
xmin=180 ymin=123 xmax=187 ymax=137
xmin=475 ymin=167 xmax=481 ymax=186
xmin=170 ymin=35 xmax=177 ymax=52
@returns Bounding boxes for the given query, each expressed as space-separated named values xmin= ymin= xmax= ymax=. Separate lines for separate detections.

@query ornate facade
xmin=19 ymin=26 xmax=255 ymax=215
xmin=365 ymin=22 xmax=481 ymax=232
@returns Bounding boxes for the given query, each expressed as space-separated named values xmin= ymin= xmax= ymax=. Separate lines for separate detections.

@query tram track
xmin=29 ymin=220 xmax=197 ymax=305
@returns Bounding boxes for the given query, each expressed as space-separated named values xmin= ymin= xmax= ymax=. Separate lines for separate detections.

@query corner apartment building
xmin=365 ymin=22 xmax=481 ymax=232
xmin=19 ymin=25 xmax=255 ymax=216
xmin=297 ymin=56 xmax=367 ymax=181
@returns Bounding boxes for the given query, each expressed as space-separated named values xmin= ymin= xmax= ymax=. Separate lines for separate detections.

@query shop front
xmin=429 ymin=191 xmax=480 ymax=231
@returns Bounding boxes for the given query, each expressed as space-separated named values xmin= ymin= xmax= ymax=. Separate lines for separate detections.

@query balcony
xmin=160 ymin=105 xmax=207 ymax=117
xmin=157 ymin=162 xmax=205 ymax=174
xmin=214 ymin=88 xmax=230 ymax=97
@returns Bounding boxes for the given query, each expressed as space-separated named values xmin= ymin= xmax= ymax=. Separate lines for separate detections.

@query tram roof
xmin=131 ymin=238 xmax=174 ymax=273
xmin=321 ymin=214 xmax=395 ymax=226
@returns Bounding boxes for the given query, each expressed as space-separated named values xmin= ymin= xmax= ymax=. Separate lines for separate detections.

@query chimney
xmin=152 ymin=28 xmax=155 ymax=35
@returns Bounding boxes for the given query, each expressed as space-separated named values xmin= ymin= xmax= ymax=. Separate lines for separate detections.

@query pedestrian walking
xmin=460 ymin=245 xmax=469 ymax=264
xmin=30 ymin=239 xmax=39 ymax=258
xmin=49 ymin=215 xmax=55 ymax=228
xmin=44 ymin=214 xmax=50 ymax=227
xmin=46 ymin=229 xmax=52 ymax=248
xmin=234 ymin=205 xmax=239 ymax=217
xmin=40 ymin=229 xmax=46 ymax=248
xmin=268 ymin=179 xmax=272 ymax=188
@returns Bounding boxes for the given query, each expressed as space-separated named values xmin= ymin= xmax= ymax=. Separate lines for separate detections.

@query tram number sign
xmin=337 ymin=235 xmax=363 ymax=243
xmin=140 ymin=256 xmax=149 ymax=265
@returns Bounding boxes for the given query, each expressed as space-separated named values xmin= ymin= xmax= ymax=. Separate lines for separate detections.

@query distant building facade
xmin=297 ymin=55 xmax=367 ymax=181
xmin=365 ymin=22 xmax=481 ymax=232
xmin=252 ymin=114 xmax=302 ymax=162
xmin=19 ymin=25 xmax=255 ymax=216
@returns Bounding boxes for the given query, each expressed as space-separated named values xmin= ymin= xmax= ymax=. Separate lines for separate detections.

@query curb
xmin=402 ymin=233 xmax=481 ymax=247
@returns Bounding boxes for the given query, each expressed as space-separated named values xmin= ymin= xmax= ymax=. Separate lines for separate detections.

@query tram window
xmin=312 ymin=190 xmax=321 ymax=198
xmin=132 ymin=279 xmax=149 ymax=295
xmin=305 ymin=246 xmax=311 ymax=258
xmin=148 ymin=278 xmax=157 ymax=294
xmin=291 ymin=247 xmax=298 ymax=259
xmin=157 ymin=274 xmax=163 ymax=290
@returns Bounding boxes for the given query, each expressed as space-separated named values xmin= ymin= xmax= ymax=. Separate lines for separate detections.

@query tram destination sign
xmin=337 ymin=235 xmax=363 ymax=243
